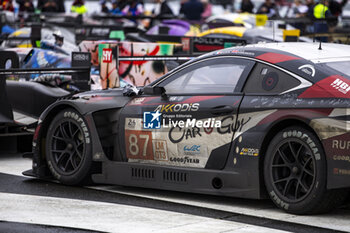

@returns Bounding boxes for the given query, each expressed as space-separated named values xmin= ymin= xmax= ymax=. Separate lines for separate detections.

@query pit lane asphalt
xmin=0 ymin=172 xmax=348 ymax=233
xmin=0 ymin=154 xmax=349 ymax=233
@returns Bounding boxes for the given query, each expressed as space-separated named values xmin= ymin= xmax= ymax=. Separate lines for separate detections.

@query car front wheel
xmin=46 ymin=108 xmax=93 ymax=185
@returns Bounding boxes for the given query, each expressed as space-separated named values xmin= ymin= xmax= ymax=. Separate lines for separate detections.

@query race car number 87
xmin=125 ymin=130 xmax=153 ymax=160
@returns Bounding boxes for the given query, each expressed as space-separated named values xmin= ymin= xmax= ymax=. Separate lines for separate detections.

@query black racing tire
xmin=46 ymin=108 xmax=93 ymax=185
xmin=264 ymin=126 xmax=348 ymax=214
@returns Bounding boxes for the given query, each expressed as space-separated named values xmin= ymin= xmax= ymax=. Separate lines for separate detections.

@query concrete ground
xmin=0 ymin=153 xmax=349 ymax=233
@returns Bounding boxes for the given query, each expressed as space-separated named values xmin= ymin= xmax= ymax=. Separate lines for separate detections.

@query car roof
xmin=244 ymin=42 xmax=350 ymax=63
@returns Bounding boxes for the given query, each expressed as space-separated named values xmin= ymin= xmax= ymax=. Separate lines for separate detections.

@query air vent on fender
xmin=131 ymin=167 xmax=155 ymax=180
xmin=163 ymin=170 xmax=188 ymax=183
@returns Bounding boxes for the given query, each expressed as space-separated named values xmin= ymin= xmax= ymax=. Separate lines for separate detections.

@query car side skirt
xmin=92 ymin=154 xmax=262 ymax=199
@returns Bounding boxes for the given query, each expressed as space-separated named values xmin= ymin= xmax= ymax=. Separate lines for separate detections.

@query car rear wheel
xmin=46 ymin=108 xmax=93 ymax=185
xmin=264 ymin=126 xmax=348 ymax=214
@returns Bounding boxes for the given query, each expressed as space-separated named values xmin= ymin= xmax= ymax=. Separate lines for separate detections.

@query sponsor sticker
xmin=153 ymin=140 xmax=168 ymax=161
xmin=102 ymin=48 xmax=112 ymax=63
xmin=203 ymin=127 xmax=214 ymax=134
xmin=183 ymin=145 xmax=201 ymax=156
xmin=240 ymin=148 xmax=259 ymax=156
xmin=169 ymin=157 xmax=200 ymax=164
xmin=332 ymin=140 xmax=350 ymax=150
xmin=298 ymin=64 xmax=315 ymax=77
xmin=128 ymin=119 xmax=136 ymax=129
xmin=334 ymin=168 xmax=350 ymax=175
xmin=333 ymin=155 xmax=350 ymax=163
xmin=330 ymin=78 xmax=350 ymax=94
xmin=154 ymin=103 xmax=200 ymax=113
xmin=169 ymin=96 xmax=184 ymax=102
xmin=182 ymin=37 xmax=191 ymax=52
xmin=168 ymin=115 xmax=249 ymax=144
xmin=219 ymin=49 xmax=255 ymax=56
xmin=129 ymin=97 xmax=146 ymax=105
xmin=170 ymin=144 xmax=208 ymax=166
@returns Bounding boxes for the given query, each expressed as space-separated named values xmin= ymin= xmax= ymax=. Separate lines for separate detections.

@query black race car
xmin=25 ymin=42 xmax=350 ymax=214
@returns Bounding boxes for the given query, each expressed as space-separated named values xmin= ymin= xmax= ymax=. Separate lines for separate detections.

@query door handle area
xmin=210 ymin=105 xmax=235 ymax=115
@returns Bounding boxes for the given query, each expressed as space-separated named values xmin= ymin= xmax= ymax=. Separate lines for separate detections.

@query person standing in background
xmin=19 ymin=0 xmax=35 ymax=12
xmin=306 ymin=0 xmax=315 ymax=17
xmin=328 ymin=0 xmax=347 ymax=31
xmin=257 ymin=0 xmax=279 ymax=18
xmin=152 ymin=0 xmax=174 ymax=16
xmin=16 ymin=0 xmax=34 ymax=12
xmin=220 ymin=0 xmax=234 ymax=11
xmin=110 ymin=0 xmax=122 ymax=14
xmin=313 ymin=0 xmax=332 ymax=18
xmin=122 ymin=0 xmax=144 ymax=16
xmin=328 ymin=0 xmax=347 ymax=16
xmin=57 ymin=0 xmax=65 ymax=12
xmin=180 ymin=0 xmax=204 ymax=21
xmin=287 ymin=0 xmax=308 ymax=32
xmin=313 ymin=0 xmax=332 ymax=41
xmin=17 ymin=0 xmax=34 ymax=22
xmin=37 ymin=0 xmax=65 ymax=13
xmin=1 ymin=0 xmax=14 ymax=11
xmin=240 ymin=0 xmax=254 ymax=13
xmin=288 ymin=0 xmax=308 ymax=18
xmin=71 ymin=0 xmax=87 ymax=14
xmin=201 ymin=0 xmax=212 ymax=19
xmin=100 ymin=0 xmax=109 ymax=13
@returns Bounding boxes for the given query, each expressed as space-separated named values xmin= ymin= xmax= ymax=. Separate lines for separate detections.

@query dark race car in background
xmin=25 ymin=42 xmax=350 ymax=215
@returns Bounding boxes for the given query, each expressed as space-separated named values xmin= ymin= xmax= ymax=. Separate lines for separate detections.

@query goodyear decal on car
xmin=169 ymin=144 xmax=208 ymax=167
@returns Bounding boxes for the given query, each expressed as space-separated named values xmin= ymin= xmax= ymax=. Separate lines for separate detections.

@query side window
xmin=162 ymin=57 xmax=254 ymax=94
xmin=244 ymin=63 xmax=301 ymax=94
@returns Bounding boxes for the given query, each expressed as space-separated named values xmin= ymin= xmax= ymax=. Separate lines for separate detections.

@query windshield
xmin=320 ymin=60 xmax=350 ymax=78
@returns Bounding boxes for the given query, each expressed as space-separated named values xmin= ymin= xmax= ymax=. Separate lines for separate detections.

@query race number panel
xmin=125 ymin=130 xmax=153 ymax=160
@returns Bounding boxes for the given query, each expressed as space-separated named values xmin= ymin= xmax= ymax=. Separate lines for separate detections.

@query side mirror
xmin=143 ymin=86 xmax=166 ymax=96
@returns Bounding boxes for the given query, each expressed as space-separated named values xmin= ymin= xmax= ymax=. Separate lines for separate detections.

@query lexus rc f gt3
xmin=25 ymin=42 xmax=350 ymax=214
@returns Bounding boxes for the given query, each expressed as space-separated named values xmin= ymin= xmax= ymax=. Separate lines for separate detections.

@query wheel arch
xmin=258 ymin=118 xmax=325 ymax=196
xmin=38 ymin=104 xmax=80 ymax=160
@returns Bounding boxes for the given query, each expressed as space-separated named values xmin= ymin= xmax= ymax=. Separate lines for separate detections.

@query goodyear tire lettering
xmin=64 ymin=111 xmax=91 ymax=144
xmin=283 ymin=130 xmax=320 ymax=160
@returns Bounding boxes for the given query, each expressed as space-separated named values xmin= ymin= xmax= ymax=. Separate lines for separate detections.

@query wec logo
xmin=102 ymin=48 xmax=112 ymax=63
xmin=183 ymin=145 xmax=201 ymax=155
xmin=330 ymin=78 xmax=350 ymax=94
xmin=184 ymin=145 xmax=200 ymax=152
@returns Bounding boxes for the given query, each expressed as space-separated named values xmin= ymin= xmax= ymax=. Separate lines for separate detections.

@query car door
xmin=120 ymin=56 xmax=255 ymax=170
xmin=229 ymin=62 xmax=308 ymax=169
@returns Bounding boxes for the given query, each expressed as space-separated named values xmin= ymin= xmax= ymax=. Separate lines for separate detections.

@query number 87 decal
xmin=125 ymin=130 xmax=154 ymax=160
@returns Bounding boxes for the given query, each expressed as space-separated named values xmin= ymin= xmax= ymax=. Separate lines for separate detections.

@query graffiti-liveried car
xmin=25 ymin=42 xmax=350 ymax=214
xmin=198 ymin=26 xmax=313 ymax=43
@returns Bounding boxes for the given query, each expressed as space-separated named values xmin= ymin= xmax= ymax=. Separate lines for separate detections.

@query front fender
xmin=31 ymin=91 xmax=131 ymax=178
